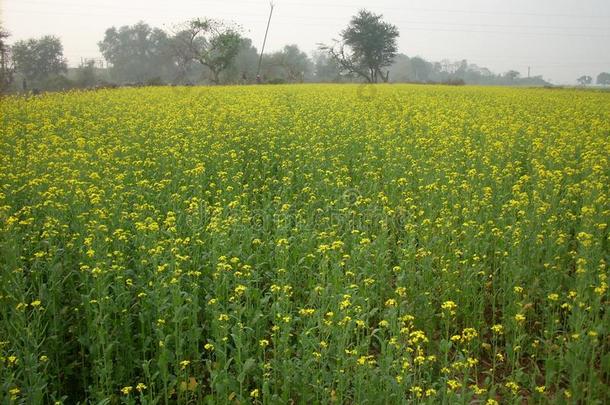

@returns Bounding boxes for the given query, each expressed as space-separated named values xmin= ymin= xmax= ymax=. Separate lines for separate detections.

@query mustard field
xmin=1 ymin=84 xmax=609 ymax=404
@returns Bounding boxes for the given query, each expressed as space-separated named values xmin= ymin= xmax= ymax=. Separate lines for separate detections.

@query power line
xmin=280 ymin=1 xmax=610 ymax=20
xmin=5 ymin=6 xmax=610 ymax=31
xmin=4 ymin=8 xmax=610 ymax=38
xmin=1 ymin=6 xmax=269 ymax=23
xmin=6 ymin=0 xmax=610 ymax=19
xmin=5 ymin=1 xmax=610 ymax=29
xmin=2 ymin=8 xmax=269 ymax=25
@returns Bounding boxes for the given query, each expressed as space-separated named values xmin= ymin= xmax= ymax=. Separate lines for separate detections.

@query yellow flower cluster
xmin=1 ymin=84 xmax=608 ymax=403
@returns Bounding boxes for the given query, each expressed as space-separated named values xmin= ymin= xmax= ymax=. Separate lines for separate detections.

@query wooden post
xmin=257 ymin=2 xmax=275 ymax=79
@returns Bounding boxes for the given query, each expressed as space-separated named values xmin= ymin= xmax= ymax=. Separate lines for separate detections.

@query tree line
xmin=1 ymin=10 xmax=609 ymax=94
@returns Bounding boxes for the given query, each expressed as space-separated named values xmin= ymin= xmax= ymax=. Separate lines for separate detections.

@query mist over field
xmin=2 ymin=0 xmax=610 ymax=86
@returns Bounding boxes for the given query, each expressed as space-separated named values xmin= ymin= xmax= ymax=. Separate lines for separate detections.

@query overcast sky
xmin=2 ymin=0 xmax=609 ymax=84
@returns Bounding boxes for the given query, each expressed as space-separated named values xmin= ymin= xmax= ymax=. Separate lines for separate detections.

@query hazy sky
xmin=2 ymin=0 xmax=609 ymax=84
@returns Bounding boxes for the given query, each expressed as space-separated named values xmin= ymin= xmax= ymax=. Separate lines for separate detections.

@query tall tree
xmin=409 ymin=56 xmax=433 ymax=82
xmin=0 ymin=26 xmax=14 ymax=94
xmin=167 ymin=29 xmax=200 ymax=84
xmin=505 ymin=70 xmax=520 ymax=81
xmin=577 ymin=75 xmax=592 ymax=85
xmin=172 ymin=18 xmax=242 ymax=84
xmin=12 ymin=36 xmax=67 ymax=86
xmin=597 ymin=72 xmax=610 ymax=85
xmin=312 ymin=51 xmax=343 ymax=82
xmin=223 ymin=38 xmax=259 ymax=84
xmin=98 ymin=22 xmax=173 ymax=83
xmin=320 ymin=9 xmax=399 ymax=83
xmin=263 ymin=45 xmax=312 ymax=83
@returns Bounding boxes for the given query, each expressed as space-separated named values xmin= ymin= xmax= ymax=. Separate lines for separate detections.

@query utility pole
xmin=257 ymin=2 xmax=275 ymax=81
xmin=528 ymin=66 xmax=531 ymax=79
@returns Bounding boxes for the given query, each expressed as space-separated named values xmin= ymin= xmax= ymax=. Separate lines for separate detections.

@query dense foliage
xmin=323 ymin=10 xmax=399 ymax=83
xmin=11 ymin=36 xmax=67 ymax=87
xmin=1 ymin=85 xmax=609 ymax=404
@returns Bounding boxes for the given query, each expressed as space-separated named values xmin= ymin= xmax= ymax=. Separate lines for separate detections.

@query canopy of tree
xmin=577 ymin=75 xmax=593 ymax=85
xmin=596 ymin=72 xmax=610 ymax=85
xmin=172 ymin=19 xmax=242 ymax=84
xmin=98 ymin=22 xmax=174 ymax=83
xmin=0 ymin=26 xmax=14 ymax=94
xmin=11 ymin=36 xmax=67 ymax=87
xmin=321 ymin=10 xmax=399 ymax=83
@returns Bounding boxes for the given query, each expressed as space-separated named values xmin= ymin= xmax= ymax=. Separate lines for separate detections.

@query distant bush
xmin=146 ymin=77 xmax=165 ymax=86
xmin=441 ymin=78 xmax=465 ymax=86
xmin=408 ymin=79 xmax=465 ymax=86
xmin=40 ymin=75 xmax=75 ymax=92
